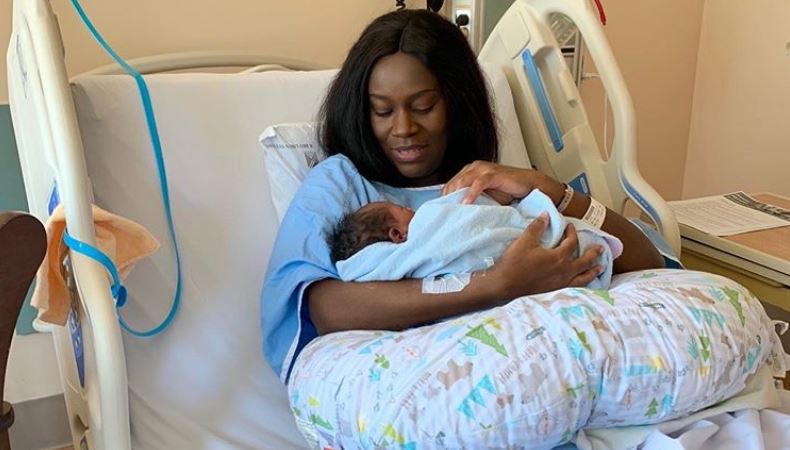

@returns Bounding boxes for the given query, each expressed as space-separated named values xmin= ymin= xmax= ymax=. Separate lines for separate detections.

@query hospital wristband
xmin=582 ymin=197 xmax=607 ymax=229
xmin=556 ymin=183 xmax=574 ymax=213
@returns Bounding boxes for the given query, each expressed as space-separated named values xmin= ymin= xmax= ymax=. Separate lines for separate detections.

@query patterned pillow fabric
xmin=288 ymin=270 xmax=788 ymax=450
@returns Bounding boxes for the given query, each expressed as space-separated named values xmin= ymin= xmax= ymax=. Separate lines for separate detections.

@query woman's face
xmin=368 ymin=52 xmax=448 ymax=186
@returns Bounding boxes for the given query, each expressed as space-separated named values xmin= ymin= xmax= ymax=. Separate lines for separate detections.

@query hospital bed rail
xmin=78 ymin=51 xmax=324 ymax=76
xmin=8 ymin=0 xmax=129 ymax=447
xmin=480 ymin=0 xmax=680 ymax=255
xmin=6 ymin=1 xmax=323 ymax=448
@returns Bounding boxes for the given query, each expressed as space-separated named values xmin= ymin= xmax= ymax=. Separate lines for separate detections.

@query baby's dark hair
xmin=329 ymin=205 xmax=395 ymax=263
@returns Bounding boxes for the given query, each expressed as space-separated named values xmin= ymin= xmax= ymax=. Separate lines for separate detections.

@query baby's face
xmin=378 ymin=202 xmax=415 ymax=230
xmin=359 ymin=202 xmax=415 ymax=244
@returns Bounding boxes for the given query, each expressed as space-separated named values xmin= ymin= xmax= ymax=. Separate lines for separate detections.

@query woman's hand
xmin=442 ymin=161 xmax=564 ymax=205
xmin=485 ymin=213 xmax=604 ymax=299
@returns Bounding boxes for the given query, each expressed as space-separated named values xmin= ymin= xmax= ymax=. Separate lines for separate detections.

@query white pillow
xmin=259 ymin=122 xmax=326 ymax=222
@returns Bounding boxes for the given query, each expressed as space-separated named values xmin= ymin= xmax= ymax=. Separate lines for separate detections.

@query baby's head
xmin=329 ymin=202 xmax=415 ymax=263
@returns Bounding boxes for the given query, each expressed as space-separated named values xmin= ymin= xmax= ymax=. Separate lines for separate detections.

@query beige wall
xmin=1 ymin=0 xmax=423 ymax=104
xmin=683 ymin=0 xmax=790 ymax=198
xmin=580 ymin=0 xmax=705 ymax=201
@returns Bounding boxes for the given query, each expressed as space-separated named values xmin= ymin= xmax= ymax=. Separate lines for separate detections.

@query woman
xmin=261 ymin=9 xmax=667 ymax=384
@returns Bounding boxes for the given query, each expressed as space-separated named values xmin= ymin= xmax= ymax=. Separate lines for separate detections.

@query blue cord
xmin=68 ymin=0 xmax=182 ymax=337
xmin=63 ymin=231 xmax=128 ymax=308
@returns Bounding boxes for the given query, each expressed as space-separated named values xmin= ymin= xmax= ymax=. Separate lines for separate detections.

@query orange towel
xmin=31 ymin=204 xmax=160 ymax=325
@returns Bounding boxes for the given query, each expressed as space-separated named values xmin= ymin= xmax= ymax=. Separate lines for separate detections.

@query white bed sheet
xmin=576 ymin=367 xmax=790 ymax=450
xmin=557 ymin=396 xmax=790 ymax=450
xmin=641 ymin=402 xmax=790 ymax=450
xmin=70 ymin=66 xmax=528 ymax=449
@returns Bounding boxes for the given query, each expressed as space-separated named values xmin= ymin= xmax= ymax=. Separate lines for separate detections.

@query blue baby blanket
xmin=337 ymin=189 xmax=623 ymax=289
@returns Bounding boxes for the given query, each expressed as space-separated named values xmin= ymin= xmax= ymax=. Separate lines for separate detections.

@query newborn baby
xmin=329 ymin=189 xmax=623 ymax=289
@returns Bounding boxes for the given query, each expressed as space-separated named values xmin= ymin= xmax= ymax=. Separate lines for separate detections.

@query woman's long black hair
xmin=319 ymin=9 xmax=498 ymax=186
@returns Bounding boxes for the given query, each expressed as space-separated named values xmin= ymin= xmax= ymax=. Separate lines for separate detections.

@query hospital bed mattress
xmin=73 ymin=71 xmax=320 ymax=449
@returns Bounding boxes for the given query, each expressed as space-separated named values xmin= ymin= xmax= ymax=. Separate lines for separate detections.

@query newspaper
xmin=669 ymin=192 xmax=790 ymax=236
xmin=723 ymin=192 xmax=790 ymax=221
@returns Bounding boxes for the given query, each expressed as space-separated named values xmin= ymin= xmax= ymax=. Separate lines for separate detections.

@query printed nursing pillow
xmin=288 ymin=270 xmax=788 ymax=450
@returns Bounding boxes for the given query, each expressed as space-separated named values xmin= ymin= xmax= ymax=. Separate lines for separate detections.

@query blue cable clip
xmin=63 ymin=231 xmax=127 ymax=308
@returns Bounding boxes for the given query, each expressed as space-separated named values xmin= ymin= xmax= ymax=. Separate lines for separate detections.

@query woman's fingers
xmin=485 ymin=190 xmax=515 ymax=205
xmin=567 ymin=245 xmax=604 ymax=290
xmin=443 ymin=161 xmax=545 ymax=206
xmin=442 ymin=163 xmax=472 ymax=195
xmin=573 ymin=245 xmax=603 ymax=271
xmin=556 ymin=223 xmax=604 ymax=286
xmin=520 ymin=212 xmax=550 ymax=247
xmin=556 ymin=222 xmax=580 ymax=257
xmin=503 ymin=212 xmax=549 ymax=254
xmin=462 ymin=175 xmax=492 ymax=204
xmin=446 ymin=164 xmax=511 ymax=204
xmin=443 ymin=166 xmax=478 ymax=195
xmin=441 ymin=173 xmax=461 ymax=196
xmin=442 ymin=161 xmax=495 ymax=196
xmin=568 ymin=266 xmax=601 ymax=287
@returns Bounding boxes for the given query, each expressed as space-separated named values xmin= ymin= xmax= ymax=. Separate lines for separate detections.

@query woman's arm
xmin=309 ymin=277 xmax=490 ymax=334
xmin=309 ymin=215 xmax=603 ymax=334
xmin=442 ymin=161 xmax=665 ymax=273
xmin=550 ymin=184 xmax=665 ymax=273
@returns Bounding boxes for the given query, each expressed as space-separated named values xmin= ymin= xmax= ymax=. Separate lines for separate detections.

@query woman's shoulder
xmin=307 ymin=154 xmax=359 ymax=180
xmin=290 ymin=153 xmax=376 ymax=210
xmin=296 ymin=154 xmax=360 ymax=193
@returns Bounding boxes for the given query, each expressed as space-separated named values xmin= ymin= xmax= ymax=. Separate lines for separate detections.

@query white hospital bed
xmin=13 ymin=0 xmax=781 ymax=448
